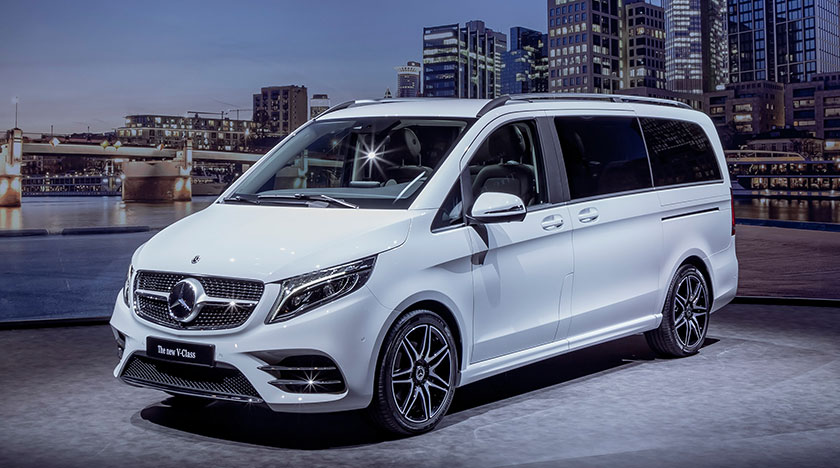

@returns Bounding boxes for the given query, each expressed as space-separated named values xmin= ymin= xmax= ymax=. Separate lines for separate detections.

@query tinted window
xmin=639 ymin=118 xmax=722 ymax=186
xmin=468 ymin=120 xmax=548 ymax=207
xmin=554 ymin=116 xmax=652 ymax=199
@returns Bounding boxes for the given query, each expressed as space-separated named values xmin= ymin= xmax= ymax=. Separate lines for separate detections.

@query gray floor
xmin=1 ymin=303 xmax=838 ymax=467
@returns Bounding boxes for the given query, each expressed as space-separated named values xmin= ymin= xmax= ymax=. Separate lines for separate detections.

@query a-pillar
xmin=0 ymin=128 xmax=23 ymax=207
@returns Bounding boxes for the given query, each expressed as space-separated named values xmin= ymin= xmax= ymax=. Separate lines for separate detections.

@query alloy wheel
xmin=390 ymin=323 xmax=453 ymax=424
xmin=672 ymin=273 xmax=709 ymax=350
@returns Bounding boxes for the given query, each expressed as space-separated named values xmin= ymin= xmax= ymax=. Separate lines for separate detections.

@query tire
xmin=369 ymin=309 xmax=458 ymax=436
xmin=645 ymin=264 xmax=711 ymax=358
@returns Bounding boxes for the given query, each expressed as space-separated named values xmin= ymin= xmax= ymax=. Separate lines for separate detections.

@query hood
xmin=134 ymin=203 xmax=413 ymax=283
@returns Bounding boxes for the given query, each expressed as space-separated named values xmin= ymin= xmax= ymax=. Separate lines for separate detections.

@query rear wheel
xmin=369 ymin=310 xmax=457 ymax=435
xmin=645 ymin=264 xmax=710 ymax=357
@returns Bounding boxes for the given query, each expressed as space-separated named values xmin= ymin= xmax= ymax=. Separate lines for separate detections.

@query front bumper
xmin=110 ymin=283 xmax=392 ymax=413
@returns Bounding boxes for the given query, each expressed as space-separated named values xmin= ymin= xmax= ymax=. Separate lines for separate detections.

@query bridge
xmin=1 ymin=128 xmax=267 ymax=206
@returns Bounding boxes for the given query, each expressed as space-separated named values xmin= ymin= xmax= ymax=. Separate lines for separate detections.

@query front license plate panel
xmin=146 ymin=337 xmax=215 ymax=366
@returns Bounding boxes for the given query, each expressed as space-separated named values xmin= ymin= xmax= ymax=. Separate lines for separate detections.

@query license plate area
xmin=146 ymin=337 xmax=215 ymax=367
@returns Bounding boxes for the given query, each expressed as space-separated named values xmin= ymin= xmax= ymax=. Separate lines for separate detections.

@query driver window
xmin=467 ymin=120 xmax=547 ymax=207
xmin=432 ymin=120 xmax=547 ymax=231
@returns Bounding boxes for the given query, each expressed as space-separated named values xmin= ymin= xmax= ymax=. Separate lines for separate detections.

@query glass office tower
xmin=423 ymin=21 xmax=507 ymax=98
xmin=501 ymin=27 xmax=549 ymax=94
xmin=729 ymin=0 xmax=840 ymax=84
xmin=665 ymin=0 xmax=728 ymax=93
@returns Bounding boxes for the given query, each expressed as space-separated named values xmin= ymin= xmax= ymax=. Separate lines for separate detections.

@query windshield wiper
xmin=257 ymin=193 xmax=359 ymax=209
xmin=223 ymin=194 xmax=260 ymax=205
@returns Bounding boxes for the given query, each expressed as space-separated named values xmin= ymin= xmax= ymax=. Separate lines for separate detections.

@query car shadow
xmin=138 ymin=334 xmax=720 ymax=450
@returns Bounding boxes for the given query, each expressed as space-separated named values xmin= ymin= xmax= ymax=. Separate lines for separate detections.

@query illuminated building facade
xmin=395 ymin=62 xmax=422 ymax=97
xmin=423 ymin=21 xmax=508 ymax=98
xmin=117 ymin=115 xmax=256 ymax=152
xmin=703 ymin=80 xmax=785 ymax=135
xmin=785 ymin=72 xmax=840 ymax=159
xmin=665 ymin=0 xmax=728 ymax=94
xmin=252 ymin=85 xmax=308 ymax=136
xmin=547 ymin=0 xmax=623 ymax=93
xmin=624 ymin=0 xmax=666 ymax=89
xmin=501 ymin=27 xmax=549 ymax=94
xmin=728 ymin=0 xmax=840 ymax=84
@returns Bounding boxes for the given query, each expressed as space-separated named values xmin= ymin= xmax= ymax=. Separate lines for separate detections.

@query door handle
xmin=541 ymin=215 xmax=564 ymax=231
xmin=578 ymin=207 xmax=599 ymax=223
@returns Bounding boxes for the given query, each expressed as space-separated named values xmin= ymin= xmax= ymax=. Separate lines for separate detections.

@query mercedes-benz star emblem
xmin=191 ymin=255 xmax=201 ymax=264
xmin=167 ymin=278 xmax=204 ymax=323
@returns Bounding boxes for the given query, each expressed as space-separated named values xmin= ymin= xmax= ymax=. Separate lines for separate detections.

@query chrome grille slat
xmin=133 ymin=271 xmax=264 ymax=330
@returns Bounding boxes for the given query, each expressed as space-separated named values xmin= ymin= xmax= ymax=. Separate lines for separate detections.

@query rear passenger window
xmin=554 ymin=116 xmax=652 ymax=199
xmin=639 ymin=118 xmax=722 ymax=186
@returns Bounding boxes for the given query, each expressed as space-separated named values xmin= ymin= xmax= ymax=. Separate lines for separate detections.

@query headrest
xmin=486 ymin=125 xmax=526 ymax=163
xmin=383 ymin=128 xmax=422 ymax=165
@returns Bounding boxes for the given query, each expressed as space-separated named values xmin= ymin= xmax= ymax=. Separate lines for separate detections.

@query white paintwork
xmin=111 ymin=97 xmax=738 ymax=413
xmin=469 ymin=191 xmax=526 ymax=220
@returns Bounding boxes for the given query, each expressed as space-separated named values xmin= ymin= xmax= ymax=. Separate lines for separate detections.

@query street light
xmin=12 ymin=96 xmax=19 ymax=128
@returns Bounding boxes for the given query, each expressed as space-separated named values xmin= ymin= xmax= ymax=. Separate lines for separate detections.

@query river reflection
xmin=734 ymin=198 xmax=840 ymax=224
xmin=1 ymin=195 xmax=838 ymax=232
xmin=0 ymin=196 xmax=216 ymax=232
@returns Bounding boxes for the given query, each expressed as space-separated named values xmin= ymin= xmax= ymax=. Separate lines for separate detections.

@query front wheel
xmin=369 ymin=310 xmax=458 ymax=435
xmin=645 ymin=264 xmax=711 ymax=357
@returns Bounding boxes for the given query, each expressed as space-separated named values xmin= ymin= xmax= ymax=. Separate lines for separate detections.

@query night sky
xmin=1 ymin=0 xmax=544 ymax=133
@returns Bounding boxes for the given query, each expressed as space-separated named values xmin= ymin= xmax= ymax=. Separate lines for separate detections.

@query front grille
xmin=133 ymin=271 xmax=264 ymax=330
xmin=136 ymin=271 xmax=263 ymax=302
xmin=121 ymin=354 xmax=262 ymax=403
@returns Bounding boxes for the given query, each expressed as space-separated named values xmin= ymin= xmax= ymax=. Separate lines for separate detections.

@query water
xmin=734 ymin=198 xmax=840 ymax=224
xmin=0 ymin=196 xmax=216 ymax=232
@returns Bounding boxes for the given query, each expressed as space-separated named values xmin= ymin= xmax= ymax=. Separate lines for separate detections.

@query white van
xmin=111 ymin=95 xmax=738 ymax=435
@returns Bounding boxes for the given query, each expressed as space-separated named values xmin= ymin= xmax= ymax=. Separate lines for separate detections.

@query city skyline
xmin=0 ymin=0 xmax=545 ymax=133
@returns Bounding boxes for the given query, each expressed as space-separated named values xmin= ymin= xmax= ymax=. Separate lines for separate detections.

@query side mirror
xmin=468 ymin=191 xmax=526 ymax=224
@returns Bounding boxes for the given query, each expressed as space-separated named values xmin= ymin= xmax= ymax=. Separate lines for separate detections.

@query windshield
xmin=227 ymin=117 xmax=474 ymax=209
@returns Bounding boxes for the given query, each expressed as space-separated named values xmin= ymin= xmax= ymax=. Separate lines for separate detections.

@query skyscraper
xmin=422 ymin=21 xmax=507 ymax=98
xmin=624 ymin=0 xmax=666 ymax=89
xmin=728 ymin=0 xmax=839 ymax=84
xmin=664 ymin=0 xmax=728 ymax=94
xmin=726 ymin=0 xmax=776 ymax=83
xmin=772 ymin=0 xmax=840 ymax=83
xmin=501 ymin=27 xmax=549 ymax=94
xmin=547 ymin=0 xmax=623 ymax=93
xmin=395 ymin=61 xmax=422 ymax=97
xmin=252 ymin=85 xmax=308 ymax=136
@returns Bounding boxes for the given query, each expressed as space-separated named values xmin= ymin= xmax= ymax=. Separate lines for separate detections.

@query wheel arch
xmin=680 ymin=255 xmax=714 ymax=310
xmin=370 ymin=292 xmax=467 ymax=391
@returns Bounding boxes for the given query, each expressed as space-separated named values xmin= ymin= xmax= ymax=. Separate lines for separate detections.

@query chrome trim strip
xmin=135 ymin=289 xmax=259 ymax=306
xmin=258 ymin=365 xmax=338 ymax=372
xmin=120 ymin=377 xmax=264 ymax=404
xmin=268 ymin=379 xmax=343 ymax=387
xmin=662 ymin=207 xmax=720 ymax=221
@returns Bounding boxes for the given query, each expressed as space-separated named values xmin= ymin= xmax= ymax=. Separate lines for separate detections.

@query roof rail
xmin=315 ymin=99 xmax=386 ymax=119
xmin=509 ymin=93 xmax=694 ymax=110
xmin=476 ymin=96 xmax=511 ymax=118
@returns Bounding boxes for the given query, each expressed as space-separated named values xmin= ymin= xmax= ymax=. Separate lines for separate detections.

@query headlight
xmin=123 ymin=265 xmax=134 ymax=307
xmin=266 ymin=256 xmax=376 ymax=324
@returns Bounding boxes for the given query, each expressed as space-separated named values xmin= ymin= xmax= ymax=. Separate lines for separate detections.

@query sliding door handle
xmin=578 ymin=207 xmax=599 ymax=223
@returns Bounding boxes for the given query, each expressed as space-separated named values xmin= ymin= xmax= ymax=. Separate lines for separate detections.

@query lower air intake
xmin=121 ymin=354 xmax=262 ymax=403
xmin=259 ymin=355 xmax=346 ymax=394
